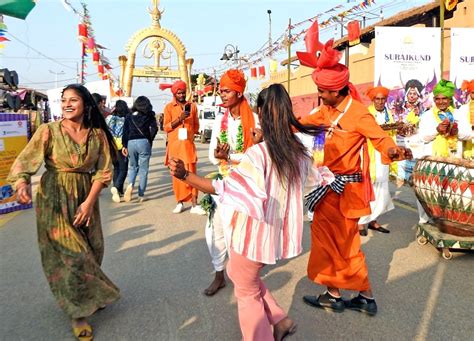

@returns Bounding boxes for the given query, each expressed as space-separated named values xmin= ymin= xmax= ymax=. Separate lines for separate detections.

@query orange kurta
xmin=301 ymin=96 xmax=397 ymax=291
xmin=164 ymin=99 xmax=199 ymax=202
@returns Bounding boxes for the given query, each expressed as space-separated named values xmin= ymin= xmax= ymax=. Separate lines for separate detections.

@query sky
xmin=1 ymin=0 xmax=431 ymax=112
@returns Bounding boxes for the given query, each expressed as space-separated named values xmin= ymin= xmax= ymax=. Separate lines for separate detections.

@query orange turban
xmin=461 ymin=79 xmax=474 ymax=93
xmin=312 ymin=64 xmax=349 ymax=92
xmin=219 ymin=69 xmax=255 ymax=151
xmin=220 ymin=69 xmax=247 ymax=93
xmin=366 ymin=86 xmax=390 ymax=101
xmin=159 ymin=80 xmax=186 ymax=95
xmin=171 ymin=80 xmax=186 ymax=95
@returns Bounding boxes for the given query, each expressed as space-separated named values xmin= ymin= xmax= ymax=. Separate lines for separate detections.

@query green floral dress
xmin=8 ymin=121 xmax=120 ymax=318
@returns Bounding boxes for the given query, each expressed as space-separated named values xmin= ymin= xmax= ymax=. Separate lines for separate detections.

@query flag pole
xmin=440 ymin=0 xmax=445 ymax=76
xmin=287 ymin=18 xmax=292 ymax=95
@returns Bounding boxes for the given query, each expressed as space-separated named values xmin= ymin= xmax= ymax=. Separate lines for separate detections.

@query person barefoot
xmin=273 ymin=317 xmax=297 ymax=341
xmin=203 ymin=270 xmax=226 ymax=296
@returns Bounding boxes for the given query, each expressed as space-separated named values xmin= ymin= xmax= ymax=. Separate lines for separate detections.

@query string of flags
xmin=76 ymin=3 xmax=113 ymax=82
xmin=63 ymin=0 xmax=115 ymax=83
xmin=196 ymin=0 xmax=378 ymax=79
xmin=0 ymin=16 xmax=9 ymax=52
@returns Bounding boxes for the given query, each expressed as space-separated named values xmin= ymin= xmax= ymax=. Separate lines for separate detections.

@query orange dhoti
xmin=171 ymin=162 xmax=197 ymax=202
xmin=308 ymin=191 xmax=371 ymax=291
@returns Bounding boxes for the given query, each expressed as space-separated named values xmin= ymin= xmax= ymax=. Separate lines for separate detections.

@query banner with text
xmin=374 ymin=27 xmax=441 ymax=89
xmin=450 ymin=27 xmax=474 ymax=89
xmin=0 ymin=113 xmax=32 ymax=214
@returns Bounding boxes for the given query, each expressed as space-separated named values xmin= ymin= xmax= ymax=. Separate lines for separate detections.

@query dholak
xmin=412 ymin=156 xmax=474 ymax=237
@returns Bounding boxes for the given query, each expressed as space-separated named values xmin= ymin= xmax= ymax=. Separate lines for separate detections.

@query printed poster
xmin=450 ymin=27 xmax=474 ymax=89
xmin=0 ymin=113 xmax=32 ymax=214
xmin=374 ymin=26 xmax=441 ymax=89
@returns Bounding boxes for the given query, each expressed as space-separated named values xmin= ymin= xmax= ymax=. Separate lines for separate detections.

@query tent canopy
xmin=0 ymin=0 xmax=36 ymax=20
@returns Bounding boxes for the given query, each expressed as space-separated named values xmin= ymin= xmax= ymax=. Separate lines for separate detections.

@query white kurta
xmin=359 ymin=109 xmax=394 ymax=224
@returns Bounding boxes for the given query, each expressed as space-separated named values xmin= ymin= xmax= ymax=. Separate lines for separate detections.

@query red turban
xmin=366 ymin=86 xmax=390 ymax=101
xmin=159 ymin=80 xmax=186 ymax=95
xmin=220 ymin=69 xmax=246 ymax=93
xmin=306 ymin=39 xmax=361 ymax=101
xmin=461 ymin=79 xmax=474 ymax=93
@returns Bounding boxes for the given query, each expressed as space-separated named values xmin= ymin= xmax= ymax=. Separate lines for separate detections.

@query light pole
xmin=267 ymin=9 xmax=272 ymax=58
xmin=220 ymin=44 xmax=247 ymax=67
xmin=49 ymin=70 xmax=65 ymax=88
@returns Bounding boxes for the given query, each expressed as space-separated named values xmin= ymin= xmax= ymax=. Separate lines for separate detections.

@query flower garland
xmin=218 ymin=110 xmax=244 ymax=177
xmin=219 ymin=110 xmax=244 ymax=152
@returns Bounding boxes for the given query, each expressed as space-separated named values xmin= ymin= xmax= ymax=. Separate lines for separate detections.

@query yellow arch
xmin=120 ymin=26 xmax=192 ymax=97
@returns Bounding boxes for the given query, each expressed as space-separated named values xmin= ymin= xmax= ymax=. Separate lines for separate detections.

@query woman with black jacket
xmin=122 ymin=96 xmax=158 ymax=202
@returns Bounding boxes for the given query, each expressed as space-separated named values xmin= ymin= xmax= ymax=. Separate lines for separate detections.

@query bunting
xmin=65 ymin=1 xmax=115 ymax=83
xmin=195 ymin=0 xmax=377 ymax=75
xmin=0 ymin=16 xmax=8 ymax=52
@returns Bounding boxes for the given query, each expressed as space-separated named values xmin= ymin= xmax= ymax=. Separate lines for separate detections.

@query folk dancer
xmin=299 ymin=40 xmax=412 ymax=315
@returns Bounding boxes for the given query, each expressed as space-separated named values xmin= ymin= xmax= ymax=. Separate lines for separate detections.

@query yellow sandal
xmin=72 ymin=323 xmax=93 ymax=341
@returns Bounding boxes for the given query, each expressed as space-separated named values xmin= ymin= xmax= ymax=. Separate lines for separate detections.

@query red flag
xmin=87 ymin=37 xmax=95 ymax=50
xmin=348 ymin=20 xmax=361 ymax=46
xmin=78 ymin=23 xmax=87 ymax=41
xmin=92 ymin=51 xmax=100 ymax=64
xmin=98 ymin=64 xmax=104 ymax=76
xmin=258 ymin=66 xmax=266 ymax=79
xmin=250 ymin=67 xmax=257 ymax=79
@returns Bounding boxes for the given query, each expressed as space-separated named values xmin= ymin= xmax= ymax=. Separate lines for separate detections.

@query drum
xmin=412 ymin=156 xmax=474 ymax=237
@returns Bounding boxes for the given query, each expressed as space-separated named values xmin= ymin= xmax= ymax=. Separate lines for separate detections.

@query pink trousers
xmin=227 ymin=249 xmax=287 ymax=341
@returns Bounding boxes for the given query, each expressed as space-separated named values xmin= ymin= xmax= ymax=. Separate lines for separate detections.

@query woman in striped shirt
xmin=168 ymin=84 xmax=333 ymax=341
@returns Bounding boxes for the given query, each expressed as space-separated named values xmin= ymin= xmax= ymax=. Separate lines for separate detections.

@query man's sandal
xmin=72 ymin=324 xmax=93 ymax=341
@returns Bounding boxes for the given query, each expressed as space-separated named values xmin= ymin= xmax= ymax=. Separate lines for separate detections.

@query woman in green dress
xmin=8 ymin=84 xmax=120 ymax=340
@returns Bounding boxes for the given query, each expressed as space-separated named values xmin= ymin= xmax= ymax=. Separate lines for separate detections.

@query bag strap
xmin=130 ymin=115 xmax=146 ymax=138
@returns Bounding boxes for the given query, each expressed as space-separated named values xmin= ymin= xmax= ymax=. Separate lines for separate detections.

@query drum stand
xmin=416 ymin=223 xmax=474 ymax=260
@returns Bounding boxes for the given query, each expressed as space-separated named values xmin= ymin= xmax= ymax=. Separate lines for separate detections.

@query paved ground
xmin=1 ymin=136 xmax=472 ymax=340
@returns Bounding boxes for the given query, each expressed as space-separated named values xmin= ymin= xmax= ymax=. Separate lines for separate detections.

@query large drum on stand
xmin=412 ymin=156 xmax=474 ymax=237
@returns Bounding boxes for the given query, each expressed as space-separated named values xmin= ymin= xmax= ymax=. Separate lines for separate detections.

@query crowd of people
xmin=7 ymin=45 xmax=473 ymax=340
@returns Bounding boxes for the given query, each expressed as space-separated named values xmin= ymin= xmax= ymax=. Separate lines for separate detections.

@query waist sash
xmin=305 ymin=172 xmax=362 ymax=211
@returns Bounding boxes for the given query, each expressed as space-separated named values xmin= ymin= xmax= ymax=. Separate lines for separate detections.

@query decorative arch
xmin=119 ymin=0 xmax=193 ymax=97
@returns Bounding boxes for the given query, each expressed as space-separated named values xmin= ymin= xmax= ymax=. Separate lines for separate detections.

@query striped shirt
xmin=213 ymin=142 xmax=334 ymax=264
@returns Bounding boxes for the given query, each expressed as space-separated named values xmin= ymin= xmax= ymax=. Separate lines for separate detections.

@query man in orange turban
xmin=163 ymin=80 xmax=206 ymax=215
xmin=358 ymin=86 xmax=396 ymax=236
xmin=299 ymin=40 xmax=412 ymax=315
xmin=203 ymin=69 xmax=260 ymax=297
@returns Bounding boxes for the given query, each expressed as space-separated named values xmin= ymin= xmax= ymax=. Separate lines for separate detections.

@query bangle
xmin=180 ymin=170 xmax=190 ymax=181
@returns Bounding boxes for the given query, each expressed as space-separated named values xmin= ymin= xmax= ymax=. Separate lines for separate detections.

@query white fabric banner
xmin=374 ymin=27 xmax=441 ymax=89
xmin=450 ymin=27 xmax=474 ymax=88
